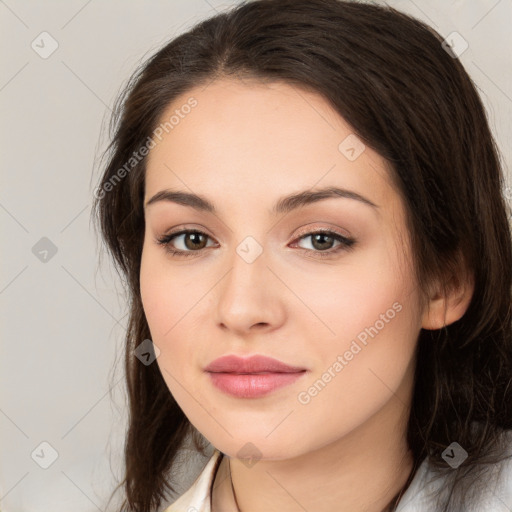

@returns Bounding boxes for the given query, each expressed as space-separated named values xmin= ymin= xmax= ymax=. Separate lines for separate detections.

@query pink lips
xmin=204 ymin=354 xmax=308 ymax=398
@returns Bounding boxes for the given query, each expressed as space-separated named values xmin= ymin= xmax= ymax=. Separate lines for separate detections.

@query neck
xmin=212 ymin=378 xmax=416 ymax=512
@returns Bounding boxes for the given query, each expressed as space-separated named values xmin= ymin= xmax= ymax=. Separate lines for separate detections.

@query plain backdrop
xmin=1 ymin=0 xmax=511 ymax=510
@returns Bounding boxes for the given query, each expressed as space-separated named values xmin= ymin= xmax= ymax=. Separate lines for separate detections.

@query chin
xmin=208 ymin=434 xmax=307 ymax=462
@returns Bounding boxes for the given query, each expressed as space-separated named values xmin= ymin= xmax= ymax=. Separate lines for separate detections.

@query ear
xmin=421 ymin=265 xmax=474 ymax=331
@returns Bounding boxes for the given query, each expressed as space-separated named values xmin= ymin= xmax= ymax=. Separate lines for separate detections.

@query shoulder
xmin=163 ymin=449 xmax=223 ymax=512
xmin=397 ymin=428 xmax=512 ymax=511
xmin=481 ymin=429 xmax=512 ymax=509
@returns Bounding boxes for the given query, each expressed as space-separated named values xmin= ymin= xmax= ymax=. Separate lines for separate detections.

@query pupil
xmin=187 ymin=232 xmax=205 ymax=249
xmin=314 ymin=233 xmax=333 ymax=250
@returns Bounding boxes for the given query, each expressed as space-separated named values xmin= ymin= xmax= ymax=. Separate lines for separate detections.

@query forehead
xmin=144 ymin=79 xmax=397 ymax=215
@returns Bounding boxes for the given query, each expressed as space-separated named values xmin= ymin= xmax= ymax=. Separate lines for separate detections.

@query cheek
xmin=140 ymin=241 xmax=192 ymax=339
xmin=140 ymin=254 xmax=167 ymax=339
xmin=289 ymin=233 xmax=417 ymax=348
xmin=140 ymin=255 xmax=201 ymax=413
xmin=140 ymin=247 xmax=192 ymax=369
xmin=139 ymin=243 xmax=216 ymax=403
xmin=293 ymin=235 xmax=420 ymax=408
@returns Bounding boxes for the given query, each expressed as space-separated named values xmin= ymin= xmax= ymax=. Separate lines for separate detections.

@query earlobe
xmin=421 ymin=271 xmax=474 ymax=331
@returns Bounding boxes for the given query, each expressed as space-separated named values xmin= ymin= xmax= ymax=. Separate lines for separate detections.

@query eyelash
xmin=155 ymin=228 xmax=356 ymax=259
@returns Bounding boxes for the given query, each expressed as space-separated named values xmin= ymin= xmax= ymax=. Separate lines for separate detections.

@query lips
xmin=204 ymin=354 xmax=306 ymax=374
xmin=204 ymin=354 xmax=308 ymax=398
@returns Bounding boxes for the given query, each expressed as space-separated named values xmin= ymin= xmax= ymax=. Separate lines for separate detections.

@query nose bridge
xmin=214 ymin=233 xmax=280 ymax=330
xmin=225 ymin=234 xmax=268 ymax=292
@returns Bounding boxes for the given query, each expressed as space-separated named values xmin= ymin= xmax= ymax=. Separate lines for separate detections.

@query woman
xmin=92 ymin=0 xmax=512 ymax=511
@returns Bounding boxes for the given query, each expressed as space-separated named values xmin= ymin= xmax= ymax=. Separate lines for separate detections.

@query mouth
xmin=206 ymin=370 xmax=308 ymax=398
xmin=204 ymin=354 xmax=307 ymax=374
xmin=204 ymin=353 xmax=309 ymax=398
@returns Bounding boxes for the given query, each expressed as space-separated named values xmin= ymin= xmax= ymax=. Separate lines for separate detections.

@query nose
xmin=214 ymin=242 xmax=286 ymax=336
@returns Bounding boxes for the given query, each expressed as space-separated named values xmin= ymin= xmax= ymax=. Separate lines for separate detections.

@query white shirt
xmin=164 ymin=441 xmax=512 ymax=512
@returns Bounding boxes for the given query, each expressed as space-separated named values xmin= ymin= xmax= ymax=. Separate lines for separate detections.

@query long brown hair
xmin=91 ymin=1 xmax=512 ymax=510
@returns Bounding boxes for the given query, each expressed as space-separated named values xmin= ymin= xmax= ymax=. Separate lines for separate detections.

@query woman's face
xmin=140 ymin=79 xmax=424 ymax=459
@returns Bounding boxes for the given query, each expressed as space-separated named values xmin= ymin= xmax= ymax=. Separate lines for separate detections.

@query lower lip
xmin=207 ymin=371 xmax=307 ymax=398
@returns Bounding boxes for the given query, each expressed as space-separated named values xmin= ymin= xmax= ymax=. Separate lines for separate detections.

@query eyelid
xmin=156 ymin=223 xmax=356 ymax=258
xmin=160 ymin=222 xmax=352 ymax=242
xmin=292 ymin=223 xmax=352 ymax=241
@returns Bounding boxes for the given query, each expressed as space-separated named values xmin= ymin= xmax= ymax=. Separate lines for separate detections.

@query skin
xmin=140 ymin=79 xmax=473 ymax=512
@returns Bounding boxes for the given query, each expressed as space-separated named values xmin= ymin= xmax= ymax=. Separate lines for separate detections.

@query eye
xmin=156 ymin=229 xmax=216 ymax=257
xmin=156 ymin=228 xmax=356 ymax=259
xmin=290 ymin=229 xmax=356 ymax=259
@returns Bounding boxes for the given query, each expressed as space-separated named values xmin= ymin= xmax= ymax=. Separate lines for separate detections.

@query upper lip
xmin=204 ymin=355 xmax=307 ymax=374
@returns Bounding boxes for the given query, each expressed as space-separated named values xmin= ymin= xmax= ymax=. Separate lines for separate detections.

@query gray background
xmin=1 ymin=0 xmax=511 ymax=511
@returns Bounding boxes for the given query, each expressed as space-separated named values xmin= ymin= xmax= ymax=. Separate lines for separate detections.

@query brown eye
xmin=156 ymin=228 xmax=356 ymax=259
xmin=182 ymin=232 xmax=208 ymax=250
xmin=309 ymin=232 xmax=337 ymax=251
xmin=290 ymin=229 xmax=357 ymax=260
xmin=156 ymin=229 xmax=215 ymax=257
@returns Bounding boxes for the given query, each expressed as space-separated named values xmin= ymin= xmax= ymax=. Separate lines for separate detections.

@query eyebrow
xmin=144 ymin=186 xmax=379 ymax=215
